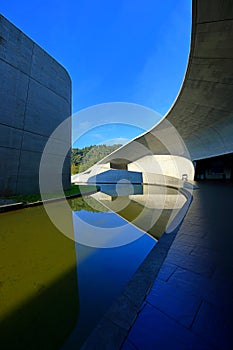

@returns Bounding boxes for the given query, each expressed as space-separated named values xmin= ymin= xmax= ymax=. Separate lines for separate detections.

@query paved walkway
xmin=122 ymin=182 xmax=233 ymax=350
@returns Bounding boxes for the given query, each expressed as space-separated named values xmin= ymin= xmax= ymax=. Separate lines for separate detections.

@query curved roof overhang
xmin=99 ymin=0 xmax=233 ymax=165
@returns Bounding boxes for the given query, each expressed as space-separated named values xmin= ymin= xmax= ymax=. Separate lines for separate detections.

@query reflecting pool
xmin=0 ymin=184 xmax=186 ymax=349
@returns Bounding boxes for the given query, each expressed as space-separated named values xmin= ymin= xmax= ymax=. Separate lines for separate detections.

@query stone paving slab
xmin=123 ymin=304 xmax=213 ymax=350
xmin=123 ymin=182 xmax=233 ymax=350
xmin=167 ymin=267 xmax=233 ymax=309
xmin=81 ymin=208 xmax=185 ymax=350
xmin=81 ymin=182 xmax=233 ymax=349
xmin=156 ymin=262 xmax=177 ymax=282
xmin=166 ymin=249 xmax=216 ymax=277
xmin=192 ymin=301 xmax=233 ymax=349
xmin=147 ymin=279 xmax=202 ymax=328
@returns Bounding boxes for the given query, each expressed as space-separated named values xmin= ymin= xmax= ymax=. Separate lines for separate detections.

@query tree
xmin=71 ymin=144 xmax=122 ymax=174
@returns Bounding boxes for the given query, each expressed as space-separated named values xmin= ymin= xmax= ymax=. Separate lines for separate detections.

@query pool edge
xmin=80 ymin=187 xmax=194 ymax=350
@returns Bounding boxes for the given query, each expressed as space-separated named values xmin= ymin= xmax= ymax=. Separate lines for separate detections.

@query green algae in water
xmin=0 ymin=204 xmax=79 ymax=350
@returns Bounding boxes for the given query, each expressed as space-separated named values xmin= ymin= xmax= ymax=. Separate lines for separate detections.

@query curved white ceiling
xmin=100 ymin=0 xmax=233 ymax=164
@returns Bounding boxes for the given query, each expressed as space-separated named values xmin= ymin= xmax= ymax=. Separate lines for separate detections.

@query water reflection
xmin=65 ymin=184 xmax=186 ymax=348
xmin=92 ymin=184 xmax=186 ymax=240
xmin=64 ymin=193 xmax=154 ymax=348
xmin=0 ymin=184 xmax=186 ymax=349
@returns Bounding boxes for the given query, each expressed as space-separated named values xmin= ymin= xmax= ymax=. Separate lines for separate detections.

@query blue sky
xmin=1 ymin=1 xmax=191 ymax=147
xmin=75 ymin=123 xmax=145 ymax=148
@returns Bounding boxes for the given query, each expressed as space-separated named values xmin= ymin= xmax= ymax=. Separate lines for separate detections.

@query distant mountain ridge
xmin=71 ymin=144 xmax=122 ymax=174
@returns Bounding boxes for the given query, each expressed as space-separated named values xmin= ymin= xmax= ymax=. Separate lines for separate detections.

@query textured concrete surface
xmin=81 ymin=0 xmax=233 ymax=182
xmin=128 ymin=155 xmax=194 ymax=182
xmin=0 ymin=15 xmax=71 ymax=195
xmin=123 ymin=182 xmax=233 ymax=349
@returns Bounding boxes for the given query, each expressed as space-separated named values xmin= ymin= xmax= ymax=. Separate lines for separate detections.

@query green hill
xmin=71 ymin=144 xmax=122 ymax=174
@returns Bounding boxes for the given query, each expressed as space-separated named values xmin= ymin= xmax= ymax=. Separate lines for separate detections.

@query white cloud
xmin=104 ymin=137 xmax=129 ymax=146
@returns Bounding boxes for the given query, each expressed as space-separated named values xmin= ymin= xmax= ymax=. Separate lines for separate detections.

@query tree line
xmin=71 ymin=144 xmax=122 ymax=174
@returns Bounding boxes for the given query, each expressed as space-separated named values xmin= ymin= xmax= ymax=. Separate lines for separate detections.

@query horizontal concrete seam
xmin=0 ymin=145 xmax=22 ymax=151
xmin=0 ymin=14 xmax=71 ymax=78
xmin=0 ymin=146 xmax=71 ymax=159
xmin=187 ymin=77 xmax=233 ymax=86
xmin=192 ymin=56 xmax=233 ymax=60
xmin=197 ymin=18 xmax=233 ymax=25
xmin=0 ymin=122 xmax=70 ymax=144
xmin=0 ymin=57 xmax=71 ymax=104
xmin=170 ymin=101 xmax=233 ymax=115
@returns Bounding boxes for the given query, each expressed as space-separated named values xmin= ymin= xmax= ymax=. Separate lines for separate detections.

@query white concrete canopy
xmin=73 ymin=0 xmax=233 ymax=184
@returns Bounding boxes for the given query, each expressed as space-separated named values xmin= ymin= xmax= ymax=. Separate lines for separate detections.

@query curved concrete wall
xmin=0 ymin=15 xmax=71 ymax=195
xmin=166 ymin=0 xmax=233 ymax=161
xmin=73 ymin=0 xmax=233 ymax=184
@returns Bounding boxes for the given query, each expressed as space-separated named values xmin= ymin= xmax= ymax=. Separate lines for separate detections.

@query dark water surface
xmin=0 ymin=184 xmax=185 ymax=349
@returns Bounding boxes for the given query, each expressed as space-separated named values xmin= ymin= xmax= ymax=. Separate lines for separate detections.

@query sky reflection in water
xmin=65 ymin=184 xmax=156 ymax=348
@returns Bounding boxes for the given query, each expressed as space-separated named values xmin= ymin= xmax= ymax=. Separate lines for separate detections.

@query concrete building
xmin=72 ymin=0 xmax=233 ymax=186
xmin=0 ymin=15 xmax=71 ymax=195
xmin=80 ymin=2 xmax=233 ymax=349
